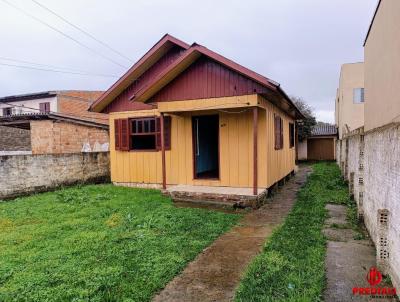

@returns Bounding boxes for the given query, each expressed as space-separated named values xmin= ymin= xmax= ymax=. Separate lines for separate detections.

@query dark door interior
xmin=193 ymin=115 xmax=219 ymax=179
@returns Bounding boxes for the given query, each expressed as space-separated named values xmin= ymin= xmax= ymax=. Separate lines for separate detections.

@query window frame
xmin=353 ymin=88 xmax=364 ymax=104
xmin=39 ymin=102 xmax=51 ymax=113
xmin=2 ymin=107 xmax=12 ymax=116
xmin=129 ymin=117 xmax=159 ymax=152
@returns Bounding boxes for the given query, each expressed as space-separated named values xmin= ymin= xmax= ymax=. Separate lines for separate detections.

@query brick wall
xmin=0 ymin=152 xmax=110 ymax=200
xmin=337 ymin=124 xmax=400 ymax=290
xmin=30 ymin=120 xmax=109 ymax=154
xmin=0 ymin=126 xmax=31 ymax=151
xmin=57 ymin=91 xmax=108 ymax=125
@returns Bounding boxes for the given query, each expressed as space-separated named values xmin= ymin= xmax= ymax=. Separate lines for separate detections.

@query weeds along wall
xmin=337 ymin=123 xmax=400 ymax=290
xmin=0 ymin=152 xmax=110 ymax=200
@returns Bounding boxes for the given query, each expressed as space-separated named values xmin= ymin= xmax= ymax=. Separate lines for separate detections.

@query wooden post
xmin=160 ymin=113 xmax=166 ymax=190
xmin=253 ymin=107 xmax=258 ymax=195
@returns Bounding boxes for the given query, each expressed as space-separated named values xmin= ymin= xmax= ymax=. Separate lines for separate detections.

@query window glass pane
xmin=353 ymin=88 xmax=364 ymax=103
xmin=131 ymin=134 xmax=156 ymax=150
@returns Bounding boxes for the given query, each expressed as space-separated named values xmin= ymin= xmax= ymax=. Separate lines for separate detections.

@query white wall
xmin=0 ymin=96 xmax=57 ymax=116
xmin=298 ymin=139 xmax=307 ymax=160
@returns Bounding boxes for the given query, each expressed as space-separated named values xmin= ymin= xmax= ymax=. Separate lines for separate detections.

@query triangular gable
xmin=91 ymin=34 xmax=189 ymax=112
xmin=92 ymin=35 xmax=303 ymax=119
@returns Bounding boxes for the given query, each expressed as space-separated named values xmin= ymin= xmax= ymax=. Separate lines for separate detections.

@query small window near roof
xmin=353 ymin=88 xmax=364 ymax=104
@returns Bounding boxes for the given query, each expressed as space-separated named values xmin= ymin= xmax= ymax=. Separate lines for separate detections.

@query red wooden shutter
xmin=164 ymin=116 xmax=171 ymax=150
xmin=120 ymin=119 xmax=129 ymax=151
xmin=274 ymin=115 xmax=279 ymax=150
xmin=114 ymin=119 xmax=121 ymax=150
xmin=280 ymin=118 xmax=284 ymax=149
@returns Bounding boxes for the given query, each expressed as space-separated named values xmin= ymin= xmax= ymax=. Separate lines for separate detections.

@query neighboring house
xmin=337 ymin=0 xmax=400 ymax=291
xmin=90 ymin=34 xmax=303 ymax=201
xmin=298 ymin=124 xmax=337 ymax=161
xmin=335 ymin=62 xmax=364 ymax=140
xmin=0 ymin=91 xmax=109 ymax=154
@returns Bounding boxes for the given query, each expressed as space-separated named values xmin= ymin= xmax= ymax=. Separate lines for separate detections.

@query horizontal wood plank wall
xmin=109 ymin=95 xmax=295 ymax=189
xmin=258 ymin=95 xmax=296 ymax=187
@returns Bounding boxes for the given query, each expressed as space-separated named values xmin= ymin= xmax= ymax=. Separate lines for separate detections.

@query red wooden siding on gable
xmin=151 ymin=57 xmax=269 ymax=103
xmin=102 ymin=45 xmax=186 ymax=113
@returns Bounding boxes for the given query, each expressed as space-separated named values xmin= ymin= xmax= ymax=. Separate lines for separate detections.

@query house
xmin=0 ymin=91 xmax=109 ymax=154
xmin=90 ymin=34 xmax=303 ymax=204
xmin=298 ymin=124 xmax=337 ymax=161
xmin=336 ymin=0 xmax=400 ymax=290
xmin=335 ymin=62 xmax=364 ymax=140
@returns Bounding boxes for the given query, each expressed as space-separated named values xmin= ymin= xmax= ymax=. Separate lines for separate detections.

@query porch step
xmin=164 ymin=186 xmax=268 ymax=209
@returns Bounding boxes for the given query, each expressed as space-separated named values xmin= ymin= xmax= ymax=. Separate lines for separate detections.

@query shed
xmin=298 ymin=124 xmax=337 ymax=161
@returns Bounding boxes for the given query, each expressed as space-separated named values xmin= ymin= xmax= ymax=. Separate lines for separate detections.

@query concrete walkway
xmin=323 ymin=204 xmax=397 ymax=302
xmin=153 ymin=166 xmax=311 ymax=302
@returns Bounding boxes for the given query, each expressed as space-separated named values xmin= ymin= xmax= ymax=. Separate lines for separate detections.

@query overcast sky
xmin=0 ymin=0 xmax=377 ymax=122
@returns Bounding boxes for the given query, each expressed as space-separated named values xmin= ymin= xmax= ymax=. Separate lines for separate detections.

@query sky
xmin=0 ymin=0 xmax=377 ymax=123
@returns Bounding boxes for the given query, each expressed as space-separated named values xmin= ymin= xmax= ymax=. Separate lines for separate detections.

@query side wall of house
xmin=30 ymin=120 xmax=109 ymax=154
xmin=57 ymin=91 xmax=109 ymax=125
xmin=109 ymin=96 xmax=295 ymax=189
xmin=364 ymin=0 xmax=400 ymax=131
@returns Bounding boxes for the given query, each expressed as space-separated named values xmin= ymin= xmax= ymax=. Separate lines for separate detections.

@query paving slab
xmin=324 ymin=204 xmax=397 ymax=302
xmin=152 ymin=166 xmax=311 ymax=302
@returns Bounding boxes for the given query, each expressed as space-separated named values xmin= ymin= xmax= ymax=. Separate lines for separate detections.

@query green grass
xmin=235 ymin=162 xmax=350 ymax=302
xmin=0 ymin=185 xmax=240 ymax=302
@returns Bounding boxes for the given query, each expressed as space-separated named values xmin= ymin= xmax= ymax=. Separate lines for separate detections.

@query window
xmin=353 ymin=88 xmax=364 ymax=103
xmin=289 ymin=123 xmax=295 ymax=148
xmin=274 ymin=115 xmax=284 ymax=150
xmin=39 ymin=102 xmax=50 ymax=113
xmin=2 ymin=107 xmax=12 ymax=116
xmin=114 ymin=116 xmax=171 ymax=151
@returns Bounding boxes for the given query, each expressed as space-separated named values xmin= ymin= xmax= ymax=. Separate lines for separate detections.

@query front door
xmin=192 ymin=115 xmax=219 ymax=179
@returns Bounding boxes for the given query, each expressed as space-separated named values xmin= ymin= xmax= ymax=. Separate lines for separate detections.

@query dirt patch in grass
xmin=0 ymin=185 xmax=240 ymax=301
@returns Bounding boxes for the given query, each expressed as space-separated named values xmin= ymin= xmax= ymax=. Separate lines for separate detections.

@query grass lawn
xmin=0 ymin=185 xmax=240 ymax=302
xmin=235 ymin=162 xmax=351 ymax=302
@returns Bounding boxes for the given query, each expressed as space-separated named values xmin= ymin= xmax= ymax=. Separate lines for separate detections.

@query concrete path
xmin=153 ymin=166 xmax=311 ymax=302
xmin=323 ymin=204 xmax=397 ymax=302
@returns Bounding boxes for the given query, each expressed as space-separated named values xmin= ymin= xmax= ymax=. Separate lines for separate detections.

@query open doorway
xmin=192 ymin=115 xmax=219 ymax=179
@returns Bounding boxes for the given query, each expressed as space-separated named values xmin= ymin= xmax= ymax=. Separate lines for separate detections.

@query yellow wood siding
xmin=110 ymin=95 xmax=296 ymax=189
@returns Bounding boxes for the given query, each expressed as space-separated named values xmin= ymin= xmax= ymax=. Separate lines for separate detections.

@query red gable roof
xmin=91 ymin=34 xmax=303 ymax=119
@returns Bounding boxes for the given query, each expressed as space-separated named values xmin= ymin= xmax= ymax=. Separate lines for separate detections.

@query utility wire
xmin=0 ymin=62 xmax=118 ymax=78
xmin=0 ymin=56 xmax=119 ymax=76
xmin=0 ymin=0 xmax=128 ymax=69
xmin=30 ymin=0 xmax=132 ymax=63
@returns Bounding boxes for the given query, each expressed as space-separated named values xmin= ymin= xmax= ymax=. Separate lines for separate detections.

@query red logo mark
xmin=367 ymin=267 xmax=382 ymax=286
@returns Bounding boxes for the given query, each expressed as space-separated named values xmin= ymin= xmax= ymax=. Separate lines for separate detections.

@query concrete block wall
xmin=363 ymin=123 xmax=400 ymax=288
xmin=0 ymin=126 xmax=31 ymax=151
xmin=0 ymin=152 xmax=110 ymax=200
xmin=337 ymin=124 xmax=400 ymax=290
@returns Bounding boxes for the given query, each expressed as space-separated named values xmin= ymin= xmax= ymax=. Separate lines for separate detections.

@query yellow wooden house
xmin=91 ymin=34 xmax=303 ymax=204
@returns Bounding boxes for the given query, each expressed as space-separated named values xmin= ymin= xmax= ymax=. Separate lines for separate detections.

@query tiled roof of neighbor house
xmin=311 ymin=124 xmax=337 ymax=137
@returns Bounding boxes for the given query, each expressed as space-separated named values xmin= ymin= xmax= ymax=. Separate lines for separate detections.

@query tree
xmin=291 ymin=96 xmax=316 ymax=142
